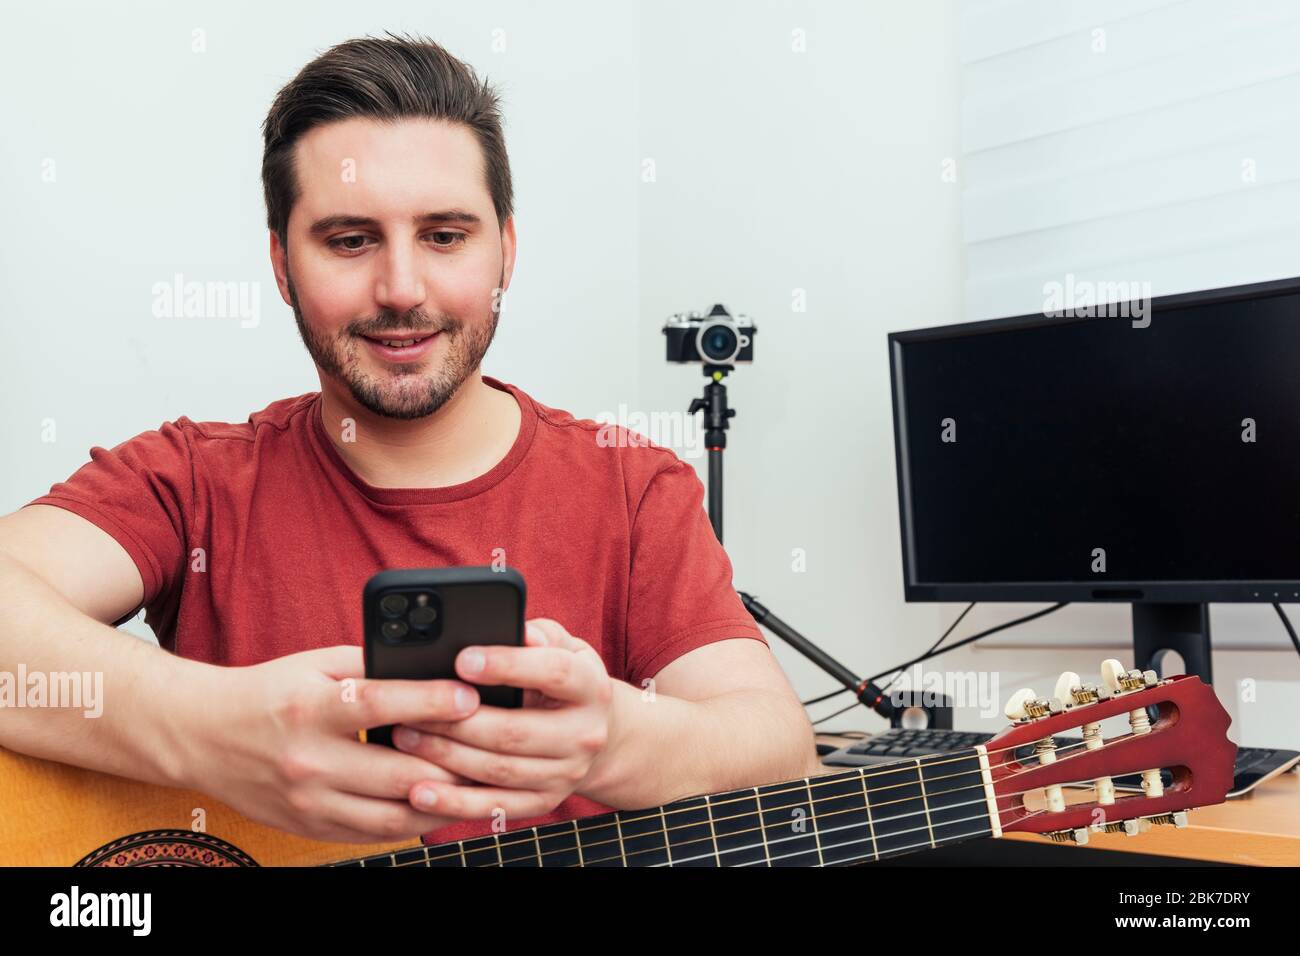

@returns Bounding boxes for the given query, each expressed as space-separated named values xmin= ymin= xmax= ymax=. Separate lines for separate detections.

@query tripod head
xmin=688 ymin=365 xmax=736 ymax=452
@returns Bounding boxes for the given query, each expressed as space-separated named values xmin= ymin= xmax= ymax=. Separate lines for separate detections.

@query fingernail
xmin=526 ymin=623 xmax=543 ymax=644
xmin=454 ymin=686 xmax=476 ymax=712
xmin=413 ymin=787 xmax=438 ymax=809
xmin=460 ymin=649 xmax=485 ymax=675
xmin=393 ymin=726 xmax=420 ymax=750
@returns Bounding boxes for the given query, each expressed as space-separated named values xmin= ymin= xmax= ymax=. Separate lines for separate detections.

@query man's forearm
xmin=579 ymin=677 xmax=822 ymax=809
xmin=0 ymin=550 xmax=209 ymax=787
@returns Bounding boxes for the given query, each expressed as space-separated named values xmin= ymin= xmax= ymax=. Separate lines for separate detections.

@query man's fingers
xmin=327 ymin=676 xmax=480 ymax=735
xmin=401 ymin=707 xmax=582 ymax=758
xmin=395 ymin=731 xmax=563 ymax=790
xmin=295 ymin=644 xmax=366 ymax=681
xmin=526 ymin=618 xmax=595 ymax=654
xmin=318 ymin=738 xmax=475 ymax=796
xmin=408 ymin=779 xmax=560 ymax=822
xmin=454 ymin=645 xmax=594 ymax=702
xmin=303 ymin=789 xmax=457 ymax=843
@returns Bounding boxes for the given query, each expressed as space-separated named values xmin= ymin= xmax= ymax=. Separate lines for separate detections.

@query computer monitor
xmin=887 ymin=276 xmax=1300 ymax=684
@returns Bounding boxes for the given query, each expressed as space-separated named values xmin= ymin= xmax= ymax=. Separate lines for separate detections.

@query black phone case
xmin=362 ymin=566 xmax=525 ymax=747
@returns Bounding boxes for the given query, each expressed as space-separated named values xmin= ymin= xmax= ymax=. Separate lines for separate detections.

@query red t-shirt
xmin=26 ymin=375 xmax=765 ymax=845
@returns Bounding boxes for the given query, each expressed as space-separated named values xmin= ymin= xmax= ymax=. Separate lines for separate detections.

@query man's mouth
xmin=359 ymin=331 xmax=441 ymax=361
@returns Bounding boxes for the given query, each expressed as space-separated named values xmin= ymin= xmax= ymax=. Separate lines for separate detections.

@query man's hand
xmin=178 ymin=645 xmax=487 ymax=844
xmin=391 ymin=618 xmax=614 ymax=825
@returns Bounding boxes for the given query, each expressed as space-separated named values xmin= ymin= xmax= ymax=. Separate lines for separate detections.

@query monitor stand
xmin=1132 ymin=603 xmax=1213 ymax=684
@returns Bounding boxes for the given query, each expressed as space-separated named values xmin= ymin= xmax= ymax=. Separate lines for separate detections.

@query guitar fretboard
xmin=333 ymin=747 xmax=999 ymax=867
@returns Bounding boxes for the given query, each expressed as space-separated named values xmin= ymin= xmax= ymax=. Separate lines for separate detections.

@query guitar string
xmin=385 ymin=749 xmax=1149 ymax=867
xmin=470 ymin=770 xmax=1132 ymax=869
xmin=397 ymin=768 xmax=1122 ymax=868
xmin=376 ymin=733 xmax=1103 ymax=864
xmin=379 ymin=734 xmax=1144 ymax=866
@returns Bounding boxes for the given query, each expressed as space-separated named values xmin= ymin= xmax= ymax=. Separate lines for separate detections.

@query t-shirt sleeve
xmin=624 ymin=457 xmax=767 ymax=687
xmin=23 ymin=421 xmax=195 ymax=615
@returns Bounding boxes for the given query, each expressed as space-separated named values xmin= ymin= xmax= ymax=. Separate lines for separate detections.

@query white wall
xmin=1 ymin=0 xmax=967 ymax=716
xmin=5 ymin=1 xmax=1290 ymax=750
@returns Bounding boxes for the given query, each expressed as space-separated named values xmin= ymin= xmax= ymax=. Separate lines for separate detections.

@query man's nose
xmin=374 ymin=240 xmax=427 ymax=315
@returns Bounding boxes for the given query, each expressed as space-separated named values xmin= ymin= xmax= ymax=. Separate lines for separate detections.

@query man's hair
xmin=261 ymin=31 xmax=513 ymax=246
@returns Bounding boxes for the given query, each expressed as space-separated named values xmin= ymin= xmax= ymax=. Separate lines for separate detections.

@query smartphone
xmin=362 ymin=566 xmax=526 ymax=747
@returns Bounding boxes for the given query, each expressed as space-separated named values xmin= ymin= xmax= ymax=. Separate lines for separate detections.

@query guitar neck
xmin=334 ymin=747 xmax=1001 ymax=867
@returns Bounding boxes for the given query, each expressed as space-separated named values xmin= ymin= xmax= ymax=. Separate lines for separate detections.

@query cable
xmin=806 ymin=602 xmax=1069 ymax=725
xmin=863 ymin=602 xmax=1068 ymax=686
xmin=1274 ymin=602 xmax=1300 ymax=657
xmin=800 ymin=602 xmax=975 ymax=708
xmin=876 ymin=602 xmax=975 ymax=698
xmin=812 ymin=698 xmax=867 ymax=727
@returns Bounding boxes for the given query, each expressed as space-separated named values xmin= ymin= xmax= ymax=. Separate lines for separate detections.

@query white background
xmin=2 ymin=0 xmax=1296 ymax=747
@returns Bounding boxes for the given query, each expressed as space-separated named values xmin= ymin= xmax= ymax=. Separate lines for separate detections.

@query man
xmin=0 ymin=32 xmax=820 ymax=848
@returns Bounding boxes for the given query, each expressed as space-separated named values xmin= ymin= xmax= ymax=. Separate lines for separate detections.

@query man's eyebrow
xmin=307 ymin=210 xmax=482 ymax=236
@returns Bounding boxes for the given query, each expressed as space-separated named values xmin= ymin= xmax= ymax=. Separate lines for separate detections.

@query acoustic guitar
xmin=0 ymin=660 xmax=1235 ymax=866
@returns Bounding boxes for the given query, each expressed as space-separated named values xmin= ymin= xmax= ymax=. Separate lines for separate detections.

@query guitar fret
xmin=756 ymin=776 xmax=820 ymax=866
xmin=804 ymin=779 xmax=826 ymax=865
xmin=916 ymin=752 xmax=994 ymax=846
xmin=575 ymin=816 xmax=623 ymax=866
xmin=534 ymin=820 xmax=580 ymax=867
xmin=805 ymin=771 xmax=876 ymax=865
xmin=704 ymin=794 xmax=721 ymax=866
xmin=863 ymin=758 xmax=930 ymax=859
xmin=706 ymin=785 xmax=767 ymax=866
xmin=860 ymin=771 xmax=879 ymax=862
xmin=615 ymin=807 xmax=670 ymax=866
xmin=498 ymin=828 xmax=541 ymax=867
xmin=661 ymin=796 xmax=718 ymax=867
xmin=916 ymin=761 xmax=937 ymax=848
xmin=386 ymin=750 xmax=995 ymax=869
xmin=461 ymin=835 xmax=500 ymax=867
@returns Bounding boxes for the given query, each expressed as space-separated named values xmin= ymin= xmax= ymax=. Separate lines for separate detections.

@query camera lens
xmin=380 ymin=593 xmax=409 ymax=616
xmin=699 ymin=322 xmax=738 ymax=362
xmin=381 ymin=619 xmax=409 ymax=641
xmin=409 ymin=606 xmax=438 ymax=629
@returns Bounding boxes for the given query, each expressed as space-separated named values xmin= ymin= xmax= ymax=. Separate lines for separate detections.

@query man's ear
xmin=498 ymin=215 xmax=517 ymax=295
xmin=269 ymin=230 xmax=293 ymax=306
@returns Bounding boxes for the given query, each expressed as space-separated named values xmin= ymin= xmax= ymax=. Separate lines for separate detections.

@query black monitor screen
xmin=889 ymin=280 xmax=1300 ymax=602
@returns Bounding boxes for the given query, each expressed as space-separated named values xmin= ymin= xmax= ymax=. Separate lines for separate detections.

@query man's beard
xmin=286 ymin=265 xmax=501 ymax=421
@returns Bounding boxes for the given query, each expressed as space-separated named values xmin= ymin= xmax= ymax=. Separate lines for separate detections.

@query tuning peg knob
xmin=1004 ymin=688 xmax=1038 ymax=721
xmin=1100 ymin=659 xmax=1127 ymax=692
xmin=1054 ymin=671 xmax=1080 ymax=708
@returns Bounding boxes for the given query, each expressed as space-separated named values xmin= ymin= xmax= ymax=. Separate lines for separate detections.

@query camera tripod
xmin=688 ymin=364 xmax=900 ymax=721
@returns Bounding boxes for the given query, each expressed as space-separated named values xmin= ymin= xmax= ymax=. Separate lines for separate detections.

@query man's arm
xmin=579 ymin=637 xmax=826 ymax=808
xmin=0 ymin=505 xmax=201 ymax=785
xmin=0 ymin=505 xmax=493 ymax=844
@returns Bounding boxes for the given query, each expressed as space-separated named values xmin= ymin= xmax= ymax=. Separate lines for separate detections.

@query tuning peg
xmin=1101 ymin=818 xmax=1152 ymax=837
xmin=1147 ymin=811 xmax=1189 ymax=829
xmin=1004 ymin=687 xmax=1037 ymax=721
xmin=1046 ymin=827 xmax=1090 ymax=846
xmin=1100 ymin=659 xmax=1127 ymax=692
xmin=1053 ymin=671 xmax=1080 ymax=708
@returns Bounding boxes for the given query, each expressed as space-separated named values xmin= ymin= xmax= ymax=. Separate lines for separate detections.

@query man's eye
xmin=328 ymin=235 xmax=372 ymax=252
xmin=427 ymin=231 xmax=467 ymax=247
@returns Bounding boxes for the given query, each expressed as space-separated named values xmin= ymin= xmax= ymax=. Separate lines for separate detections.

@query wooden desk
xmin=816 ymin=732 xmax=1300 ymax=866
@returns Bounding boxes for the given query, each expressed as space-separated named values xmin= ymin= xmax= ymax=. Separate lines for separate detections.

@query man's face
xmin=272 ymin=116 xmax=515 ymax=420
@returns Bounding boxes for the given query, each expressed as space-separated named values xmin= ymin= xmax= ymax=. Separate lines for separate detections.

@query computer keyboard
xmin=821 ymin=726 xmax=1300 ymax=798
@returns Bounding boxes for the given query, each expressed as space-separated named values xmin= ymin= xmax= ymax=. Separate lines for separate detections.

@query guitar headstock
xmin=986 ymin=660 xmax=1235 ymax=845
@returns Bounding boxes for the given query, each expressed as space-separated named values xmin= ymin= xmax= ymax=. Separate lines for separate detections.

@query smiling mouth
xmin=361 ymin=332 xmax=438 ymax=348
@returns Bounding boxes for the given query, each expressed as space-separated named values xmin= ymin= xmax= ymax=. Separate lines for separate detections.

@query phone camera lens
xmin=409 ymin=606 xmax=439 ymax=629
xmin=381 ymin=619 xmax=409 ymax=641
xmin=380 ymin=594 xmax=409 ymax=616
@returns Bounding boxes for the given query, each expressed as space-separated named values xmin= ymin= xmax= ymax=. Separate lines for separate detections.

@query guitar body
xmin=0 ymin=746 xmax=411 ymax=866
